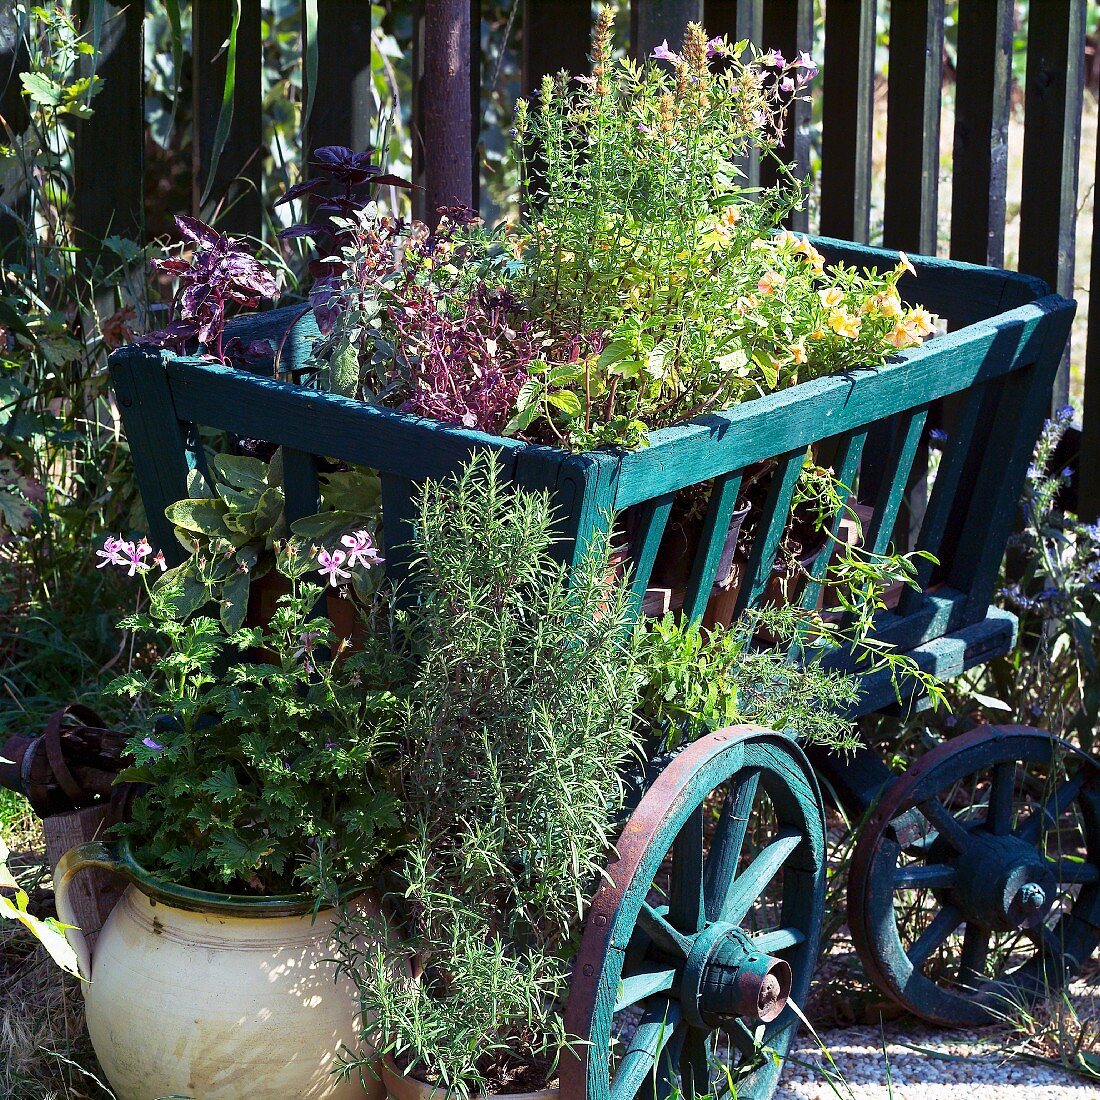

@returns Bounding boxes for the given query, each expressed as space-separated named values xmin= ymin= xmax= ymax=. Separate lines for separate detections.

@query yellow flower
xmin=720 ymin=205 xmax=739 ymax=228
xmin=876 ymin=292 xmax=903 ymax=319
xmin=897 ymin=251 xmax=917 ymax=278
xmin=885 ymin=321 xmax=917 ymax=349
xmin=907 ymin=307 xmax=936 ymax=337
xmin=795 ymin=238 xmax=826 ymax=274
xmin=818 ymin=287 xmax=844 ymax=309
xmin=757 ymin=269 xmax=785 ymax=296
xmin=790 ymin=340 xmax=808 ymax=365
xmin=809 ymin=327 xmax=827 ymax=341
xmin=827 ymin=309 xmax=861 ymax=339
xmin=774 ymin=230 xmax=799 ymax=249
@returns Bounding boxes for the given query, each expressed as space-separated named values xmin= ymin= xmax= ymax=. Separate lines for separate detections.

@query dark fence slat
xmin=759 ymin=0 xmax=813 ymax=232
xmin=416 ymin=0 xmax=475 ymax=223
xmin=522 ymin=0 xmax=589 ymax=94
xmin=192 ymin=0 xmax=263 ymax=237
xmin=819 ymin=0 xmax=875 ymax=243
xmin=1018 ymin=1 xmax=1086 ymax=410
xmin=704 ymin=1 xmax=762 ymax=189
xmin=631 ymin=0 xmax=703 ymax=61
xmin=302 ymin=0 xmax=374 ymax=161
xmin=1080 ymin=131 xmax=1100 ymax=522
xmin=950 ymin=0 xmax=1012 ymax=267
xmin=0 ymin=7 xmax=29 ymax=256
xmin=883 ymin=0 xmax=945 ymax=254
xmin=74 ymin=1 xmax=144 ymax=260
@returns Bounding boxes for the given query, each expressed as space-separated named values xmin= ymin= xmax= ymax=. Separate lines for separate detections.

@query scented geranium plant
xmin=100 ymin=533 xmax=402 ymax=895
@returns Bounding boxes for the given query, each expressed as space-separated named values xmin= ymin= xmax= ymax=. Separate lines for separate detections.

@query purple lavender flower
xmin=142 ymin=737 xmax=165 ymax=752
xmin=651 ymin=40 xmax=681 ymax=63
xmin=705 ymin=37 xmax=726 ymax=60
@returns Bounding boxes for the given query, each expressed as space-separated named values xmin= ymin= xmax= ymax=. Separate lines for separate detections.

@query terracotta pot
xmin=54 ymin=840 xmax=383 ymax=1100
xmin=382 ymin=1060 xmax=558 ymax=1100
xmin=246 ymin=572 xmax=365 ymax=658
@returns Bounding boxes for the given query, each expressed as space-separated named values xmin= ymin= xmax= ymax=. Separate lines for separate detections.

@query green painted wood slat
xmin=865 ymin=408 xmax=929 ymax=558
xmin=682 ymin=472 xmax=744 ymax=624
xmin=281 ymin=448 xmax=320 ymax=525
xmin=627 ymin=493 xmax=676 ymax=616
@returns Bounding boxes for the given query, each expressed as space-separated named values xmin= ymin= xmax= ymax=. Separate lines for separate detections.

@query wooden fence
xmin=3 ymin=1 xmax=1098 ymax=515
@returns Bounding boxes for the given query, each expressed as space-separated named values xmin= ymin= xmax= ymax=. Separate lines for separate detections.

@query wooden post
xmin=419 ymin=0 xmax=474 ymax=224
xmin=192 ymin=0 xmax=263 ymax=237
xmin=631 ymin=0 xmax=703 ymax=61
xmin=950 ymin=0 xmax=1012 ymax=267
xmin=883 ymin=0 xmax=945 ymax=256
xmin=1019 ymin=1 xmax=1086 ymax=410
xmin=705 ymin=0 xmax=762 ymax=189
xmin=820 ymin=0 xmax=875 ymax=243
xmin=43 ymin=807 xmax=126 ymax=953
xmin=74 ymin=1 xmax=145 ymax=262
xmin=302 ymin=0 xmax=374 ymax=160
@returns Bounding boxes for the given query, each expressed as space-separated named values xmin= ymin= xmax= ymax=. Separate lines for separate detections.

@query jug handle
xmin=53 ymin=841 xmax=134 ymax=980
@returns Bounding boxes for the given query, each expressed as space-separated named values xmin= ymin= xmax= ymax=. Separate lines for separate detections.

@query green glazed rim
xmin=64 ymin=837 xmax=360 ymax=918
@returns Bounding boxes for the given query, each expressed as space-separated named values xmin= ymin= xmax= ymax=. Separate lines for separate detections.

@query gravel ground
xmin=775 ymin=977 xmax=1100 ymax=1099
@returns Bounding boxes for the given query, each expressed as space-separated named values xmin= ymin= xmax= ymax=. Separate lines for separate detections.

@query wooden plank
xmin=682 ymin=473 xmax=744 ymax=623
xmin=819 ymin=0 xmax=875 ymax=242
xmin=0 ymin=8 xmax=29 ymax=257
xmin=74 ymin=1 xmax=144 ymax=261
xmin=864 ymin=407 xmax=929 ymax=556
xmin=733 ymin=450 xmax=804 ymax=615
xmin=379 ymin=472 xmax=419 ymax=591
xmin=281 ymin=448 xmax=320 ymax=525
xmin=614 ymin=296 xmax=1071 ymax=508
xmin=759 ymin=0 xmax=813 ymax=232
xmin=631 ymin=0 xmax=703 ymax=61
xmin=302 ymin=0 xmax=374 ymax=159
xmin=108 ymin=348 xmax=192 ymax=563
xmin=627 ymin=493 xmax=676 ymax=615
xmin=950 ymin=0 xmax=1012 ymax=267
xmin=522 ymin=1 xmax=589 ymax=94
xmin=419 ymin=0 xmax=475 ymax=223
xmin=1081 ymin=125 xmax=1100 ymax=522
xmin=1018 ymin=1 xmax=1086 ymax=409
xmin=192 ymin=0 xmax=263 ymax=236
xmin=882 ymin=0 xmax=945 ymax=255
xmin=163 ymin=357 xmax=524 ymax=482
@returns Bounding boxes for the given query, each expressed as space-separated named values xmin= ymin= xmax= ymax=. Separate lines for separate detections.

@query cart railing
xmin=110 ymin=242 xmax=1073 ymax=709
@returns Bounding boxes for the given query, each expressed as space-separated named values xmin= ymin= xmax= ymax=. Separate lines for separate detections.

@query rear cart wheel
xmin=562 ymin=726 xmax=826 ymax=1100
xmin=848 ymin=725 xmax=1100 ymax=1027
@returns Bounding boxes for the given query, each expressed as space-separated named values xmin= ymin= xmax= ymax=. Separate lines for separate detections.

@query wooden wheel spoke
xmin=639 ymin=902 xmax=691 ymax=959
xmin=716 ymin=827 xmax=803 ymax=926
xmin=679 ymin=1027 xmax=712 ymax=1097
xmin=1025 ymin=921 xmax=1064 ymax=958
xmin=726 ymin=1018 xmax=761 ymax=1063
xmin=610 ymin=998 xmax=683 ymax=1100
xmin=615 ymin=965 xmax=678 ymax=1013
xmin=893 ymin=863 xmax=957 ymax=891
xmin=987 ymin=761 xmax=1017 ymax=836
xmin=652 ymin=1025 xmax=685 ymax=1100
xmin=1048 ymin=857 xmax=1100 ymax=884
xmin=957 ymin=924 xmax=990 ymax=989
xmin=918 ymin=798 xmax=973 ymax=852
xmin=907 ymin=904 xmax=963 ymax=970
xmin=1018 ymin=771 xmax=1089 ymax=845
xmin=669 ymin=805 xmax=706 ymax=933
xmin=752 ymin=927 xmax=805 ymax=953
xmin=703 ymin=771 xmax=760 ymax=923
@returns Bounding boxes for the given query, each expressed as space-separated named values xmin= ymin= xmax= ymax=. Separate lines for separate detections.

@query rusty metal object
xmin=0 ymin=704 xmax=128 ymax=816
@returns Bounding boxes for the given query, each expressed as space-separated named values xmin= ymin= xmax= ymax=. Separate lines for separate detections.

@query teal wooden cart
xmin=110 ymin=239 xmax=1100 ymax=1099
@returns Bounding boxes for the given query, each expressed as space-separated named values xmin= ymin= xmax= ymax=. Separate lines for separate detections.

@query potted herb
xmin=54 ymin=538 xmax=398 ymax=1100
xmin=335 ymin=454 xmax=642 ymax=1099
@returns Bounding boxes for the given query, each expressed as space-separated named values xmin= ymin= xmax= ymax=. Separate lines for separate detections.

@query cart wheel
xmin=848 ymin=725 xmax=1100 ymax=1027
xmin=562 ymin=726 xmax=826 ymax=1100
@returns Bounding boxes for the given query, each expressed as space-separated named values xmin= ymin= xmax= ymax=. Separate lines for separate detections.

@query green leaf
xmin=19 ymin=72 xmax=64 ymax=107
xmin=220 ymin=569 xmax=251 ymax=633
xmin=201 ymin=768 xmax=240 ymax=804
xmin=329 ymin=338 xmax=361 ymax=398
xmin=166 ymin=498 xmax=232 ymax=538
xmin=596 ymin=339 xmax=634 ymax=370
xmin=546 ymin=390 xmax=584 ymax=417
xmin=503 ymin=403 xmax=538 ymax=436
xmin=211 ymin=453 xmax=269 ymax=493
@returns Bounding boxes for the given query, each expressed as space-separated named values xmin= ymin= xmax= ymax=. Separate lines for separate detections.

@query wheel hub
xmin=681 ymin=922 xmax=792 ymax=1028
xmin=951 ymin=832 xmax=1057 ymax=932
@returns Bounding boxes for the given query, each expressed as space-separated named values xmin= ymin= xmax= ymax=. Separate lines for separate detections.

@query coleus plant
xmin=142 ymin=215 xmax=280 ymax=364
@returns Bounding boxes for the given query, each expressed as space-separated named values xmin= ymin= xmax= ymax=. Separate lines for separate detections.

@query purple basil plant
xmin=141 ymin=215 xmax=280 ymax=365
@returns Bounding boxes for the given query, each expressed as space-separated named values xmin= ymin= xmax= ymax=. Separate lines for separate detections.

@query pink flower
xmin=705 ymin=37 xmax=726 ymax=60
xmin=793 ymin=50 xmax=817 ymax=72
xmin=651 ymin=40 xmax=681 ymax=64
xmin=96 ymin=536 xmax=127 ymax=569
xmin=115 ymin=539 xmax=152 ymax=576
xmin=317 ymin=548 xmax=351 ymax=586
xmin=341 ymin=530 xmax=384 ymax=569
xmin=154 ymin=550 xmax=167 ymax=572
